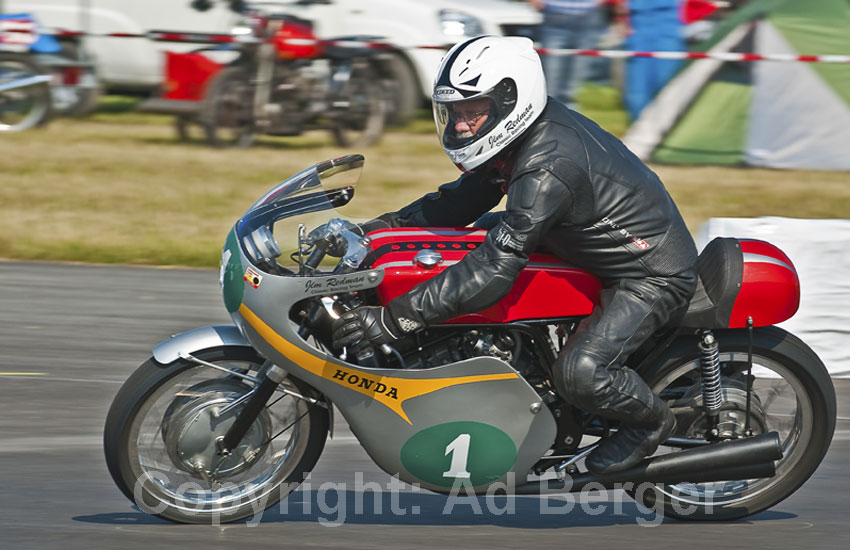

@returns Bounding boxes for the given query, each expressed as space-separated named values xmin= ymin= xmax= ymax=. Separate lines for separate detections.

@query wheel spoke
xmin=649 ymin=351 xmax=813 ymax=506
xmin=263 ymin=409 xmax=310 ymax=447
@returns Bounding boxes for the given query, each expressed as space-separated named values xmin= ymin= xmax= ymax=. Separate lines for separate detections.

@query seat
xmin=680 ymin=237 xmax=744 ymax=328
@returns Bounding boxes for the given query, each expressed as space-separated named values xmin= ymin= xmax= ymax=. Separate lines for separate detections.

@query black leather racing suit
xmin=379 ymin=99 xmax=699 ymax=429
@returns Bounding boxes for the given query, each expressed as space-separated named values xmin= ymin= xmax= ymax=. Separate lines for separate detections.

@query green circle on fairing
xmin=400 ymin=421 xmax=517 ymax=488
xmin=221 ymin=229 xmax=244 ymax=313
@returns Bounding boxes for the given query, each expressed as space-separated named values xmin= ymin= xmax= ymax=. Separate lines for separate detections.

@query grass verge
xmin=1 ymin=95 xmax=848 ymax=267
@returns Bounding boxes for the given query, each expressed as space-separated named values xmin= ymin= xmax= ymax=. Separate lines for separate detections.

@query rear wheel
xmin=104 ymin=346 xmax=329 ymax=524
xmin=630 ymin=327 xmax=836 ymax=520
xmin=381 ymin=53 xmax=421 ymax=126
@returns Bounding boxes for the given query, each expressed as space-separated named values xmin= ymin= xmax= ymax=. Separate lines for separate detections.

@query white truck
xmin=2 ymin=0 xmax=539 ymax=119
xmin=279 ymin=0 xmax=541 ymax=119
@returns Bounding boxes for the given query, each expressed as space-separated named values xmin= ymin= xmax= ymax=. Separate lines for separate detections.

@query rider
xmin=332 ymin=36 xmax=698 ymax=474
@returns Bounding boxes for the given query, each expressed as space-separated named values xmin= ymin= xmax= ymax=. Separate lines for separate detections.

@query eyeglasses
xmin=453 ymin=109 xmax=490 ymax=125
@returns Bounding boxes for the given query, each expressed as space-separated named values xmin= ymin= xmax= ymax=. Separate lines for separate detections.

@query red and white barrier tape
xmin=6 ymin=28 xmax=394 ymax=50
xmin=4 ymin=26 xmax=850 ymax=64
xmin=537 ymin=47 xmax=850 ymax=64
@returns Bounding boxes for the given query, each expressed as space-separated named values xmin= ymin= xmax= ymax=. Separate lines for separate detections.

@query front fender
xmin=152 ymin=325 xmax=251 ymax=364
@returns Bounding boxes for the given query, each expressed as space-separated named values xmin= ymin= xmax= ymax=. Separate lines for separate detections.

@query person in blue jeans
xmin=529 ymin=1 xmax=605 ymax=111
xmin=620 ymin=0 xmax=684 ymax=120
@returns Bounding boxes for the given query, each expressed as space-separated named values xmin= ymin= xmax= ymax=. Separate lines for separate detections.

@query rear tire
xmin=631 ymin=327 xmax=836 ymax=520
xmin=104 ymin=346 xmax=329 ymax=524
xmin=381 ymin=53 xmax=421 ymax=126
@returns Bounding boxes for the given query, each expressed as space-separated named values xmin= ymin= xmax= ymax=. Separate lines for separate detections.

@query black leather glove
xmin=332 ymin=306 xmax=401 ymax=353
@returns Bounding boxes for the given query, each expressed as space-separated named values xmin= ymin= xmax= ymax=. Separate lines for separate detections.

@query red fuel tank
xmin=162 ymin=51 xmax=221 ymax=101
xmin=274 ymin=18 xmax=323 ymax=59
xmin=729 ymin=239 xmax=800 ymax=327
xmin=365 ymin=228 xmax=601 ymax=324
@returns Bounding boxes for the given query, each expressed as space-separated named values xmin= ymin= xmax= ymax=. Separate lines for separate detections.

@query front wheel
xmin=0 ymin=53 xmax=53 ymax=131
xmin=631 ymin=326 xmax=836 ymax=521
xmin=104 ymin=346 xmax=329 ymax=524
xmin=330 ymin=60 xmax=385 ymax=147
xmin=201 ymin=67 xmax=256 ymax=148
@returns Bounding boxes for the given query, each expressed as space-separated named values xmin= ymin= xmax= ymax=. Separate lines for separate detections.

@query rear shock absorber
xmin=699 ymin=330 xmax=722 ymax=438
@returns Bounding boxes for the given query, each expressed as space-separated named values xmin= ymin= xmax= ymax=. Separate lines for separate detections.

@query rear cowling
xmin=683 ymin=237 xmax=800 ymax=329
xmin=732 ymin=239 xmax=800 ymax=327
xmin=365 ymin=228 xmax=601 ymax=323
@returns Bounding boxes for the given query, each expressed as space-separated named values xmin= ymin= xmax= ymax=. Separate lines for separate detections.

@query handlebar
xmin=300 ymin=246 xmax=326 ymax=275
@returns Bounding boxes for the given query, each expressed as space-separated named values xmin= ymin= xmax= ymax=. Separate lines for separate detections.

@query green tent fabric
xmin=772 ymin=0 xmax=850 ymax=106
xmin=653 ymin=70 xmax=752 ymax=165
xmin=623 ymin=0 xmax=850 ymax=170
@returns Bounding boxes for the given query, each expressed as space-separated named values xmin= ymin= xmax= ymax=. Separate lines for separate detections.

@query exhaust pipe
xmin=516 ymin=431 xmax=782 ymax=495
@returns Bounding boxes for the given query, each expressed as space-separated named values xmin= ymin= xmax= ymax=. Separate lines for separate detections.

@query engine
xmin=357 ymin=324 xmax=558 ymax=400
xmin=290 ymin=284 xmax=563 ymax=401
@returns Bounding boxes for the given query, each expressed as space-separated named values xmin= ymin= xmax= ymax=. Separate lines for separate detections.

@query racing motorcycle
xmin=104 ymin=154 xmax=836 ymax=524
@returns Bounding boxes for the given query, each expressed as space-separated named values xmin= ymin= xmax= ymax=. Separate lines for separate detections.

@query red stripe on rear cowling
xmin=739 ymin=240 xmax=796 ymax=273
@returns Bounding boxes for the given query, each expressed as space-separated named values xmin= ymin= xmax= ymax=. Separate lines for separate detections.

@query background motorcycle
xmin=104 ymin=155 xmax=835 ymax=524
xmin=0 ymin=12 xmax=98 ymax=131
xmin=143 ymin=1 xmax=386 ymax=148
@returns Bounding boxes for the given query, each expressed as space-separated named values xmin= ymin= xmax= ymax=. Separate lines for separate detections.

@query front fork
xmin=252 ymin=19 xmax=281 ymax=132
xmin=216 ymin=362 xmax=290 ymax=456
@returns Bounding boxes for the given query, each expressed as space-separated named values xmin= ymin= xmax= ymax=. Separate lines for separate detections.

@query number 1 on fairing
xmin=442 ymin=434 xmax=472 ymax=479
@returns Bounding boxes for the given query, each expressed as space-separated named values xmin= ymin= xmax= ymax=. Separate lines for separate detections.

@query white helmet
xmin=433 ymin=35 xmax=547 ymax=172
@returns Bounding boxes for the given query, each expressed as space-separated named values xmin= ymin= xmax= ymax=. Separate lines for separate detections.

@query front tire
xmin=104 ymin=346 xmax=329 ymax=524
xmin=330 ymin=60 xmax=385 ymax=147
xmin=631 ymin=327 xmax=836 ymax=521
xmin=0 ymin=53 xmax=53 ymax=131
xmin=201 ymin=67 xmax=256 ymax=148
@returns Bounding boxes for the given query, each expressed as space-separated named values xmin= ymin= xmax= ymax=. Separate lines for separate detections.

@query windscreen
xmin=236 ymin=154 xmax=365 ymax=271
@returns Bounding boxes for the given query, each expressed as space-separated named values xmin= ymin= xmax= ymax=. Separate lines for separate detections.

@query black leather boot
xmin=585 ymin=396 xmax=676 ymax=474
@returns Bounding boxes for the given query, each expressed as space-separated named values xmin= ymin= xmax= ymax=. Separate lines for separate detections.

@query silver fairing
xmin=220 ymin=154 xmax=556 ymax=492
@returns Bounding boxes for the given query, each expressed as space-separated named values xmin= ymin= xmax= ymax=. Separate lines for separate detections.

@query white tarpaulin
xmin=747 ymin=23 xmax=850 ymax=170
xmin=698 ymin=217 xmax=850 ymax=378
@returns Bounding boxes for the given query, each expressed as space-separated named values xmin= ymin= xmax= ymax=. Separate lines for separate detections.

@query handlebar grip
xmin=301 ymin=247 xmax=326 ymax=274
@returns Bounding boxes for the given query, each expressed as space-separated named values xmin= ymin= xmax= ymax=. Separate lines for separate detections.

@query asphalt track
xmin=1 ymin=260 xmax=848 ymax=550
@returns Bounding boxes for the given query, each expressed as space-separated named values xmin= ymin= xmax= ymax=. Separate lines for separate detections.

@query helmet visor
xmin=433 ymin=78 xmax=518 ymax=151
xmin=434 ymin=96 xmax=498 ymax=150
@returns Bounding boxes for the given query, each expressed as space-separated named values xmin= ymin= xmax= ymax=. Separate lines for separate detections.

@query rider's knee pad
xmin=556 ymin=332 xmax=622 ymax=409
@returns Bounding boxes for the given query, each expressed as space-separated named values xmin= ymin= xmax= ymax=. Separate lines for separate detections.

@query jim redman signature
xmin=304 ymin=274 xmax=371 ymax=294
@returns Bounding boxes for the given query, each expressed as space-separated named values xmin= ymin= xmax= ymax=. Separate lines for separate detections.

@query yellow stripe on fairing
xmin=238 ymin=304 xmax=518 ymax=424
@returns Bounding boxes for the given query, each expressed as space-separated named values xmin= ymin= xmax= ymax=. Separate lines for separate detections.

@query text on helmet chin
xmin=505 ymin=103 xmax=534 ymax=133
xmin=488 ymin=103 xmax=535 ymax=148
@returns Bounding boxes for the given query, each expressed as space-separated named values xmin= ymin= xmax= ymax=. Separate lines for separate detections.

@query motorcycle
xmin=141 ymin=2 xmax=386 ymax=148
xmin=0 ymin=12 xmax=98 ymax=131
xmin=104 ymin=154 xmax=836 ymax=524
